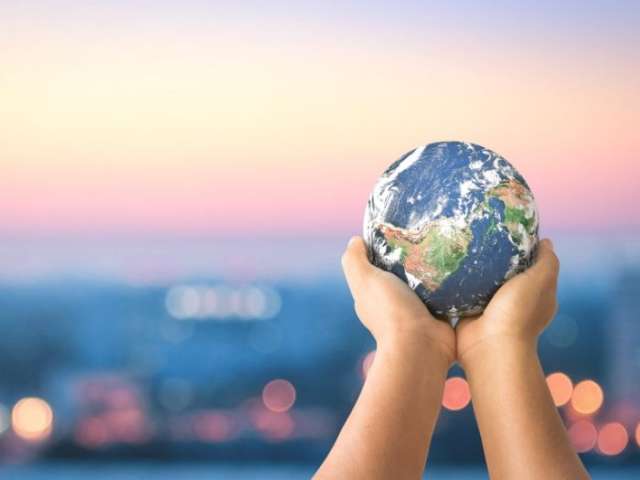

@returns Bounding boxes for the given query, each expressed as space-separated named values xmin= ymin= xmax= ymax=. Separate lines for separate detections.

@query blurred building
xmin=608 ymin=270 xmax=640 ymax=422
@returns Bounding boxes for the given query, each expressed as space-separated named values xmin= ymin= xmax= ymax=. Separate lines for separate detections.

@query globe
xmin=363 ymin=141 xmax=539 ymax=322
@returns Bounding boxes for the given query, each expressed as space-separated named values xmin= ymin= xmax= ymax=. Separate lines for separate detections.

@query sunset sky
xmin=2 ymin=0 xmax=639 ymax=239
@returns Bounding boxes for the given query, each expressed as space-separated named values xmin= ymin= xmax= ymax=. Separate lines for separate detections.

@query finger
xmin=341 ymin=236 xmax=375 ymax=298
xmin=528 ymin=238 xmax=560 ymax=282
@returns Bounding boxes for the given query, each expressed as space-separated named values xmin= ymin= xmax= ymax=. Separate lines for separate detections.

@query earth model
xmin=363 ymin=141 xmax=539 ymax=322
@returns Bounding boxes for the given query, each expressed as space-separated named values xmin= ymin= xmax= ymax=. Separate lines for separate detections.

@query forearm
xmin=462 ymin=338 xmax=589 ymax=480
xmin=314 ymin=332 xmax=450 ymax=480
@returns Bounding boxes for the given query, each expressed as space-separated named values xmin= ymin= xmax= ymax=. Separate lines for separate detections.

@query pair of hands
xmin=341 ymin=236 xmax=560 ymax=367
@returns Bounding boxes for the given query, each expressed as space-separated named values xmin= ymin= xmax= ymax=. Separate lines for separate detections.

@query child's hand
xmin=456 ymin=239 xmax=559 ymax=366
xmin=341 ymin=236 xmax=455 ymax=364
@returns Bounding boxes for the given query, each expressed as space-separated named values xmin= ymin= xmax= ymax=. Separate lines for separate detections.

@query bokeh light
xmin=165 ymin=286 xmax=200 ymax=319
xmin=571 ymin=380 xmax=604 ymax=415
xmin=546 ymin=372 xmax=573 ymax=407
xmin=255 ymin=411 xmax=295 ymax=441
xmin=75 ymin=417 xmax=109 ymax=449
xmin=166 ymin=284 xmax=281 ymax=320
xmin=361 ymin=351 xmax=376 ymax=379
xmin=193 ymin=412 xmax=232 ymax=443
xmin=103 ymin=407 xmax=147 ymax=444
xmin=11 ymin=397 xmax=54 ymax=442
xmin=442 ymin=377 xmax=471 ymax=411
xmin=568 ymin=420 xmax=598 ymax=453
xmin=262 ymin=379 xmax=296 ymax=413
xmin=635 ymin=422 xmax=640 ymax=448
xmin=597 ymin=422 xmax=628 ymax=456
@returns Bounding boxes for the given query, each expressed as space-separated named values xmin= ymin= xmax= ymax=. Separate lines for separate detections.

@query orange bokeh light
xmin=597 ymin=422 xmax=628 ymax=456
xmin=361 ymin=351 xmax=376 ymax=379
xmin=568 ymin=420 xmax=597 ymax=453
xmin=442 ymin=377 xmax=471 ymax=411
xmin=11 ymin=397 xmax=54 ymax=442
xmin=262 ymin=379 xmax=296 ymax=413
xmin=546 ymin=372 xmax=573 ymax=407
xmin=636 ymin=423 xmax=640 ymax=448
xmin=570 ymin=380 xmax=603 ymax=415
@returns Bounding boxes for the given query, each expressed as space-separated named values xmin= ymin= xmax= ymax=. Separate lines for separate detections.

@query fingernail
xmin=546 ymin=239 xmax=554 ymax=250
xmin=347 ymin=236 xmax=357 ymax=247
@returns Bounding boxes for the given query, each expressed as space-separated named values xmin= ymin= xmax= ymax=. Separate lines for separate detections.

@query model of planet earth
xmin=363 ymin=141 xmax=539 ymax=322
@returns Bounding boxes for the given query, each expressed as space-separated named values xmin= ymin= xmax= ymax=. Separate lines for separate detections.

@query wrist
xmin=377 ymin=324 xmax=453 ymax=369
xmin=459 ymin=334 xmax=537 ymax=373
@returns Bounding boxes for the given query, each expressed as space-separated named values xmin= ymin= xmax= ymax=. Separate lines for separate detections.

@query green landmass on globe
xmin=377 ymin=179 xmax=536 ymax=293
xmin=363 ymin=142 xmax=539 ymax=319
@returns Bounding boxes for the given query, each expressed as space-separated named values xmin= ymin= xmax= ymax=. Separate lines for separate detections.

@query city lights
xmin=255 ymin=411 xmax=295 ymax=441
xmin=597 ymin=422 xmax=628 ymax=456
xmin=262 ymin=379 xmax=296 ymax=413
xmin=193 ymin=412 xmax=233 ymax=443
xmin=546 ymin=372 xmax=573 ymax=407
xmin=165 ymin=284 xmax=281 ymax=321
xmin=165 ymin=286 xmax=201 ymax=319
xmin=442 ymin=377 xmax=471 ymax=411
xmin=11 ymin=397 xmax=54 ymax=442
xmin=75 ymin=417 xmax=109 ymax=448
xmin=568 ymin=420 xmax=597 ymax=453
xmin=570 ymin=380 xmax=604 ymax=415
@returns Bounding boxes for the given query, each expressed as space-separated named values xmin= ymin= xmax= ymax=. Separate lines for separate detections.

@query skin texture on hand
xmin=457 ymin=239 xmax=591 ymax=480
xmin=313 ymin=237 xmax=453 ymax=480
xmin=456 ymin=239 xmax=560 ymax=363
xmin=341 ymin=237 xmax=455 ymax=363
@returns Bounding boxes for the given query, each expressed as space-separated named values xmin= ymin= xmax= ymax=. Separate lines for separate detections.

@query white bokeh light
xmin=165 ymin=284 xmax=282 ymax=321
xmin=165 ymin=286 xmax=201 ymax=320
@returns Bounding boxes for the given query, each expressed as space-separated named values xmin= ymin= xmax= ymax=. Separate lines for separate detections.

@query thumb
xmin=527 ymin=238 xmax=560 ymax=283
xmin=341 ymin=236 xmax=375 ymax=299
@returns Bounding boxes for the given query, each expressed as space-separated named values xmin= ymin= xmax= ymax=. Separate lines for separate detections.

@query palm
xmin=341 ymin=236 xmax=456 ymax=363
xmin=456 ymin=246 xmax=559 ymax=362
xmin=374 ymin=269 xmax=456 ymax=361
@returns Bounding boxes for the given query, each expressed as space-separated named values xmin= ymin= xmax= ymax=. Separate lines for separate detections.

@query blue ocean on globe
xmin=363 ymin=141 xmax=539 ymax=321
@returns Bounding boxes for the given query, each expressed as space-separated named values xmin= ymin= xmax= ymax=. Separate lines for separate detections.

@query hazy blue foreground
xmin=0 ymin=235 xmax=638 ymax=472
xmin=1 ymin=463 xmax=639 ymax=480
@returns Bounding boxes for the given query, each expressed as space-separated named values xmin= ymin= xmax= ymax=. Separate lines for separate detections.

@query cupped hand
xmin=456 ymin=239 xmax=560 ymax=366
xmin=341 ymin=236 xmax=455 ymax=364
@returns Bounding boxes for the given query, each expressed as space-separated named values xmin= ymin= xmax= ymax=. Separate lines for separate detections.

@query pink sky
xmin=1 ymin=1 xmax=639 ymax=237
